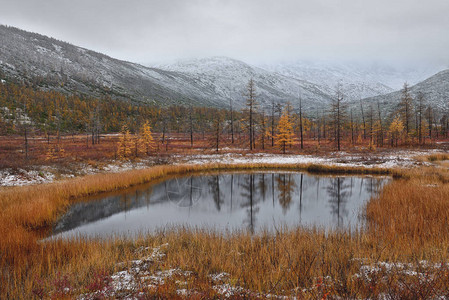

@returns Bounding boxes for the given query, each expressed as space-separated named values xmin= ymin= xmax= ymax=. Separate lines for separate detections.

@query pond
xmin=51 ymin=172 xmax=390 ymax=238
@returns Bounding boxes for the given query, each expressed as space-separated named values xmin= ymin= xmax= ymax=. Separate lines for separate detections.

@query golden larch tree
xmin=117 ymin=124 xmax=132 ymax=160
xmin=275 ymin=110 xmax=295 ymax=154
xmin=139 ymin=121 xmax=154 ymax=155
xmin=389 ymin=115 xmax=404 ymax=147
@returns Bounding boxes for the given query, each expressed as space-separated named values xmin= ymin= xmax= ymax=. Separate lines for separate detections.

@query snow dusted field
xmin=76 ymin=242 xmax=449 ymax=299
xmin=177 ymin=150 xmax=437 ymax=169
xmin=0 ymin=149 xmax=442 ymax=187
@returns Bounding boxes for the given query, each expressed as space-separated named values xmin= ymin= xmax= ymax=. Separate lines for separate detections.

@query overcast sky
xmin=1 ymin=0 xmax=448 ymax=66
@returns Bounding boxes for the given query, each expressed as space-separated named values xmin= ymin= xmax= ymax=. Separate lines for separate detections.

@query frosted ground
xmin=0 ymin=149 xmax=442 ymax=187
xmin=76 ymin=243 xmax=449 ymax=299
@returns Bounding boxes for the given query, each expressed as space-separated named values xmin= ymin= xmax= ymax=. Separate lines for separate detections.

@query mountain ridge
xmin=1 ymin=25 xmax=447 ymax=112
xmin=0 ymin=25 xmax=335 ymax=109
xmin=358 ymin=69 xmax=449 ymax=117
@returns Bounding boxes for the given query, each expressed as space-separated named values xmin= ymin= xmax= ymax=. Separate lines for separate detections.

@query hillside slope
xmin=0 ymin=26 xmax=334 ymax=109
xmin=359 ymin=69 xmax=449 ymax=116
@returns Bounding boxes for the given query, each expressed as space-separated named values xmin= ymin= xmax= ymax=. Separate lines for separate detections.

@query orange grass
xmin=1 ymin=162 xmax=449 ymax=298
xmin=367 ymin=173 xmax=449 ymax=249
xmin=2 ymin=133 xmax=445 ymax=169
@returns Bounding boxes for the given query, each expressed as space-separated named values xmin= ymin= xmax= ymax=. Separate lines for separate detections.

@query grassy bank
xmin=1 ymin=161 xmax=449 ymax=298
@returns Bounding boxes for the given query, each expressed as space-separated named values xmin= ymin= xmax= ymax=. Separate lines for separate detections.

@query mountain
xmin=155 ymin=56 xmax=335 ymax=109
xmin=0 ymin=25 xmax=227 ymax=107
xmin=260 ymin=60 xmax=446 ymax=101
xmin=1 ymin=25 xmax=445 ymax=112
xmin=156 ymin=58 xmax=446 ymax=110
xmin=0 ymin=25 xmax=334 ymax=109
xmin=359 ymin=69 xmax=449 ymax=116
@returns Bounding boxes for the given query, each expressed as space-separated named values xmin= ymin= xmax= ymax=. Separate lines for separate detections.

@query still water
xmin=51 ymin=172 xmax=389 ymax=238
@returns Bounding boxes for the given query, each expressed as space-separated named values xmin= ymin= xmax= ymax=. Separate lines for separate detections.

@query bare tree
xmin=350 ymin=109 xmax=355 ymax=146
xmin=426 ymin=105 xmax=433 ymax=141
xmin=260 ymin=110 xmax=266 ymax=150
xmin=298 ymin=94 xmax=304 ymax=150
xmin=322 ymin=110 xmax=327 ymax=139
xmin=316 ymin=110 xmax=321 ymax=146
xmin=189 ymin=105 xmax=194 ymax=148
xmin=368 ymin=103 xmax=374 ymax=147
xmin=215 ymin=112 xmax=221 ymax=152
xmin=229 ymin=98 xmax=234 ymax=144
xmin=330 ymin=85 xmax=347 ymax=151
xmin=161 ymin=114 xmax=167 ymax=145
xmin=399 ymin=82 xmax=413 ymax=137
xmin=377 ymin=100 xmax=384 ymax=147
xmin=360 ymin=99 xmax=367 ymax=140
xmin=245 ymin=79 xmax=257 ymax=150
xmin=271 ymin=100 xmax=276 ymax=147
xmin=22 ymin=98 xmax=29 ymax=159
xmin=416 ymin=92 xmax=425 ymax=144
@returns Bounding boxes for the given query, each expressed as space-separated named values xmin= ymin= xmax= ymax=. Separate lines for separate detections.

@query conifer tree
xmin=245 ymin=79 xmax=257 ymax=150
xmin=117 ymin=124 xmax=132 ymax=160
xmin=259 ymin=111 xmax=267 ymax=150
xmin=389 ymin=115 xmax=404 ymax=147
xmin=330 ymin=85 xmax=347 ymax=151
xmin=139 ymin=120 xmax=154 ymax=155
xmin=299 ymin=95 xmax=304 ymax=150
xmin=275 ymin=110 xmax=295 ymax=154
xmin=399 ymin=83 xmax=413 ymax=139
xmin=416 ymin=92 xmax=425 ymax=144
xmin=377 ymin=101 xmax=384 ymax=147
xmin=212 ymin=111 xmax=222 ymax=152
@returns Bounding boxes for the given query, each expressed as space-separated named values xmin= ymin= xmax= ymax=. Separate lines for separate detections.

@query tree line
xmin=1 ymin=79 xmax=448 ymax=160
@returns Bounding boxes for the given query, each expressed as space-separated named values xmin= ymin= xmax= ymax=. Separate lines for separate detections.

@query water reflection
xmin=52 ymin=173 xmax=389 ymax=238
xmin=326 ymin=178 xmax=350 ymax=227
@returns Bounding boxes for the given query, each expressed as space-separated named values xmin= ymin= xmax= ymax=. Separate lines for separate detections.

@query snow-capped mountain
xmin=0 ymin=25 xmax=333 ymax=109
xmin=155 ymin=56 xmax=334 ymax=110
xmin=0 ymin=25 xmax=232 ymax=107
xmin=260 ymin=60 xmax=444 ymax=101
xmin=1 ymin=25 xmax=446 ymax=112
xmin=359 ymin=69 xmax=449 ymax=116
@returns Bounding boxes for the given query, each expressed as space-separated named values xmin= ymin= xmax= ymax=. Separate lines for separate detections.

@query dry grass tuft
xmin=1 ymin=162 xmax=449 ymax=298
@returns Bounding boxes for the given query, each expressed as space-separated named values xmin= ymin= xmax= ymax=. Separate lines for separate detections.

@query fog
xmin=1 ymin=0 xmax=448 ymax=67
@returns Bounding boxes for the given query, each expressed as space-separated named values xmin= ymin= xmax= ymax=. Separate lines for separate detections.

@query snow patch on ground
xmin=0 ymin=149 xmax=442 ymax=187
xmin=0 ymin=168 xmax=55 ymax=186
xmin=73 ymin=243 xmax=449 ymax=299
xmin=78 ymin=243 xmax=293 ymax=299
xmin=0 ymin=159 xmax=158 ymax=187
xmin=178 ymin=150 xmax=438 ymax=169
xmin=352 ymin=259 xmax=449 ymax=296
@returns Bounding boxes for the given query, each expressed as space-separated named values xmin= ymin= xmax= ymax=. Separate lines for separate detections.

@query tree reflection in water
xmin=51 ymin=173 xmax=389 ymax=238
xmin=276 ymin=174 xmax=296 ymax=214
xmin=240 ymin=174 xmax=260 ymax=234
xmin=209 ymin=175 xmax=223 ymax=211
xmin=326 ymin=177 xmax=351 ymax=227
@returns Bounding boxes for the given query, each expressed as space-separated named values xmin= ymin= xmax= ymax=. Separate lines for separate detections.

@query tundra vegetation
xmin=1 ymin=78 xmax=449 ymax=298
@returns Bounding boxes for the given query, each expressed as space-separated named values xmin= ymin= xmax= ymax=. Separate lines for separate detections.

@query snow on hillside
xmin=156 ymin=56 xmax=334 ymax=109
xmin=260 ymin=60 xmax=445 ymax=101
xmin=360 ymin=69 xmax=449 ymax=115
xmin=0 ymin=26 xmax=335 ymax=109
xmin=1 ymin=25 xmax=447 ymax=112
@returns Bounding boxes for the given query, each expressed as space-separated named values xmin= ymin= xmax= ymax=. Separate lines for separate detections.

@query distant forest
xmin=1 ymin=78 xmax=448 ymax=152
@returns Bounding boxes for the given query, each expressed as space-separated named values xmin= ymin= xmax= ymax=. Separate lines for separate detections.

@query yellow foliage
xmin=117 ymin=124 xmax=133 ymax=160
xmin=45 ymin=143 xmax=65 ymax=161
xmin=389 ymin=115 xmax=404 ymax=146
xmin=275 ymin=110 xmax=295 ymax=153
xmin=139 ymin=121 xmax=154 ymax=155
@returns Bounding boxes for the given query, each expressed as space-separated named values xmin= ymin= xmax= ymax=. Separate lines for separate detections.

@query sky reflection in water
xmin=52 ymin=172 xmax=389 ymax=238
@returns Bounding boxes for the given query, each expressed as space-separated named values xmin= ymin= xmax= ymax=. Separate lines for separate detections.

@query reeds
xmin=1 ymin=162 xmax=449 ymax=298
xmin=367 ymin=176 xmax=449 ymax=249
xmin=427 ymin=153 xmax=449 ymax=162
